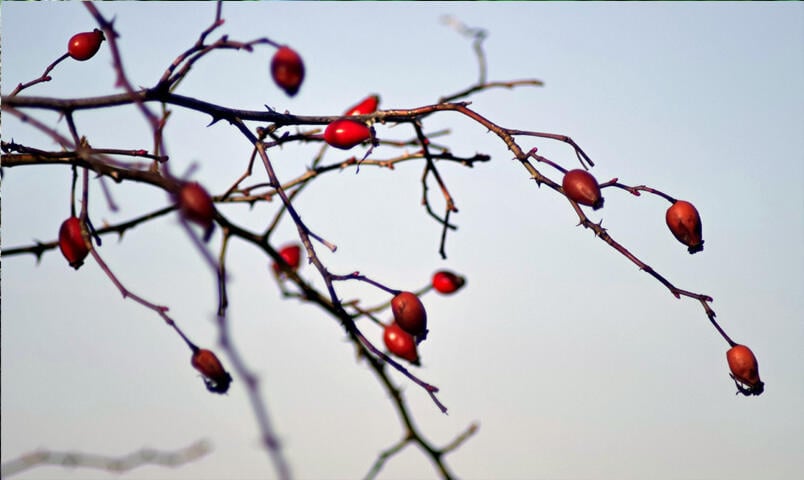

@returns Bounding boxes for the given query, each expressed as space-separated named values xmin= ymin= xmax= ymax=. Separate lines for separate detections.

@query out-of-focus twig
xmin=1 ymin=440 xmax=212 ymax=477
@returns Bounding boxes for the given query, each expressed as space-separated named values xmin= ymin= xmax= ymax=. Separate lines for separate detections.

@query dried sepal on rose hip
xmin=391 ymin=291 xmax=428 ymax=340
xmin=323 ymin=119 xmax=371 ymax=150
xmin=383 ymin=322 xmax=420 ymax=365
xmin=270 ymin=46 xmax=305 ymax=97
xmin=191 ymin=348 xmax=233 ymax=394
xmin=726 ymin=344 xmax=764 ymax=396
xmin=432 ymin=270 xmax=466 ymax=295
xmin=177 ymin=182 xmax=215 ymax=240
xmin=67 ymin=29 xmax=105 ymax=61
xmin=272 ymin=243 xmax=303 ymax=274
xmin=59 ymin=216 xmax=90 ymax=270
xmin=666 ymin=200 xmax=704 ymax=254
xmin=562 ymin=169 xmax=604 ymax=210
xmin=344 ymin=95 xmax=380 ymax=116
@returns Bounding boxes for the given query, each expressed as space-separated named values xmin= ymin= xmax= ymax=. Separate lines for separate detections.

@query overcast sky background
xmin=2 ymin=2 xmax=803 ymax=480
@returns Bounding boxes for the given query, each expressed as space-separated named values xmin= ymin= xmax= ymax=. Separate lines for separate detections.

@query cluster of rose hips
xmin=270 ymin=44 xmax=376 ymax=151
xmin=55 ymin=28 xmax=761 ymax=397
xmin=267 ymin=243 xmax=466 ymax=367
xmin=382 ymin=271 xmax=466 ymax=365
xmin=561 ymin=169 xmax=703 ymax=254
xmin=561 ymin=168 xmax=764 ymax=394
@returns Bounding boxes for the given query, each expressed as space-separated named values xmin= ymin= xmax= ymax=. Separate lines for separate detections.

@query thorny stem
xmin=599 ymin=179 xmax=678 ymax=203
xmin=84 ymin=207 xmax=201 ymax=353
xmin=414 ymin=121 xmax=459 ymax=259
xmin=5 ymin=88 xmax=737 ymax=394
xmin=9 ymin=53 xmax=69 ymax=97
xmin=438 ymin=16 xmax=543 ymax=103
xmin=240 ymin=123 xmax=449 ymax=413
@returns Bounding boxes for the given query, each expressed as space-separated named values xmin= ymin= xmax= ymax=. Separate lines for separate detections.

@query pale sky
xmin=2 ymin=2 xmax=803 ymax=480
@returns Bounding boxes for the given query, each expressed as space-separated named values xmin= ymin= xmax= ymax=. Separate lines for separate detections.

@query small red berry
xmin=323 ymin=119 xmax=371 ymax=150
xmin=178 ymin=182 xmax=215 ymax=236
xmin=665 ymin=200 xmax=704 ymax=254
xmin=391 ymin=291 xmax=428 ymax=338
xmin=58 ymin=216 xmax=90 ymax=270
xmin=67 ymin=29 xmax=105 ymax=61
xmin=271 ymin=46 xmax=305 ymax=97
xmin=384 ymin=322 xmax=420 ymax=365
xmin=562 ymin=169 xmax=604 ymax=210
xmin=726 ymin=344 xmax=764 ymax=396
xmin=272 ymin=244 xmax=303 ymax=274
xmin=191 ymin=348 xmax=232 ymax=394
xmin=344 ymin=95 xmax=380 ymax=116
xmin=432 ymin=270 xmax=466 ymax=295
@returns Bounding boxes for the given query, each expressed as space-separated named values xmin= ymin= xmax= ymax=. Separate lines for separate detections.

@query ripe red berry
xmin=270 ymin=46 xmax=305 ymax=97
xmin=323 ymin=119 xmax=371 ymax=150
xmin=344 ymin=95 xmax=380 ymax=116
xmin=391 ymin=291 xmax=428 ymax=338
xmin=191 ymin=348 xmax=232 ymax=394
xmin=726 ymin=344 xmax=764 ymax=396
xmin=67 ymin=29 xmax=105 ymax=61
xmin=178 ymin=182 xmax=215 ymax=235
xmin=432 ymin=270 xmax=466 ymax=295
xmin=384 ymin=322 xmax=420 ymax=365
xmin=272 ymin=244 xmax=303 ymax=274
xmin=562 ymin=169 xmax=604 ymax=210
xmin=665 ymin=200 xmax=704 ymax=254
xmin=58 ymin=216 xmax=90 ymax=270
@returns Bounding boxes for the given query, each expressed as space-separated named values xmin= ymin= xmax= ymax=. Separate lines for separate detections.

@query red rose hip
xmin=391 ymin=291 xmax=427 ymax=337
xmin=67 ymin=29 xmax=105 ymax=61
xmin=562 ymin=169 xmax=604 ymax=210
xmin=432 ymin=270 xmax=466 ymax=294
xmin=59 ymin=216 xmax=90 ymax=269
xmin=192 ymin=348 xmax=233 ymax=394
xmin=726 ymin=344 xmax=764 ymax=396
xmin=178 ymin=182 xmax=215 ymax=236
xmin=383 ymin=322 xmax=420 ymax=365
xmin=665 ymin=200 xmax=704 ymax=254
xmin=271 ymin=46 xmax=305 ymax=96
xmin=344 ymin=95 xmax=380 ymax=116
xmin=272 ymin=244 xmax=303 ymax=274
xmin=324 ymin=119 xmax=371 ymax=150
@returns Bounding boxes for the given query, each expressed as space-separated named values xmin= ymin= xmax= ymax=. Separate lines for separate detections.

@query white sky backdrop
xmin=2 ymin=2 xmax=803 ymax=480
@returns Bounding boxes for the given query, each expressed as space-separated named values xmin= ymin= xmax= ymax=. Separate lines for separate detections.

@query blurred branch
xmin=1 ymin=440 xmax=211 ymax=477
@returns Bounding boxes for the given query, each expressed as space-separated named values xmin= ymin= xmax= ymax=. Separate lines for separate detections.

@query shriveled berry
xmin=271 ymin=46 xmax=305 ymax=96
xmin=726 ymin=344 xmax=764 ymax=396
xmin=391 ymin=291 xmax=428 ymax=338
xmin=272 ymin=244 xmax=303 ymax=274
xmin=344 ymin=95 xmax=380 ymax=116
xmin=384 ymin=322 xmax=420 ymax=365
xmin=666 ymin=200 xmax=704 ymax=254
xmin=178 ymin=182 xmax=215 ymax=236
xmin=562 ymin=169 xmax=604 ymax=210
xmin=58 ymin=216 xmax=90 ymax=270
xmin=432 ymin=270 xmax=465 ymax=294
xmin=67 ymin=29 xmax=105 ymax=61
xmin=323 ymin=119 xmax=371 ymax=150
xmin=191 ymin=348 xmax=232 ymax=394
